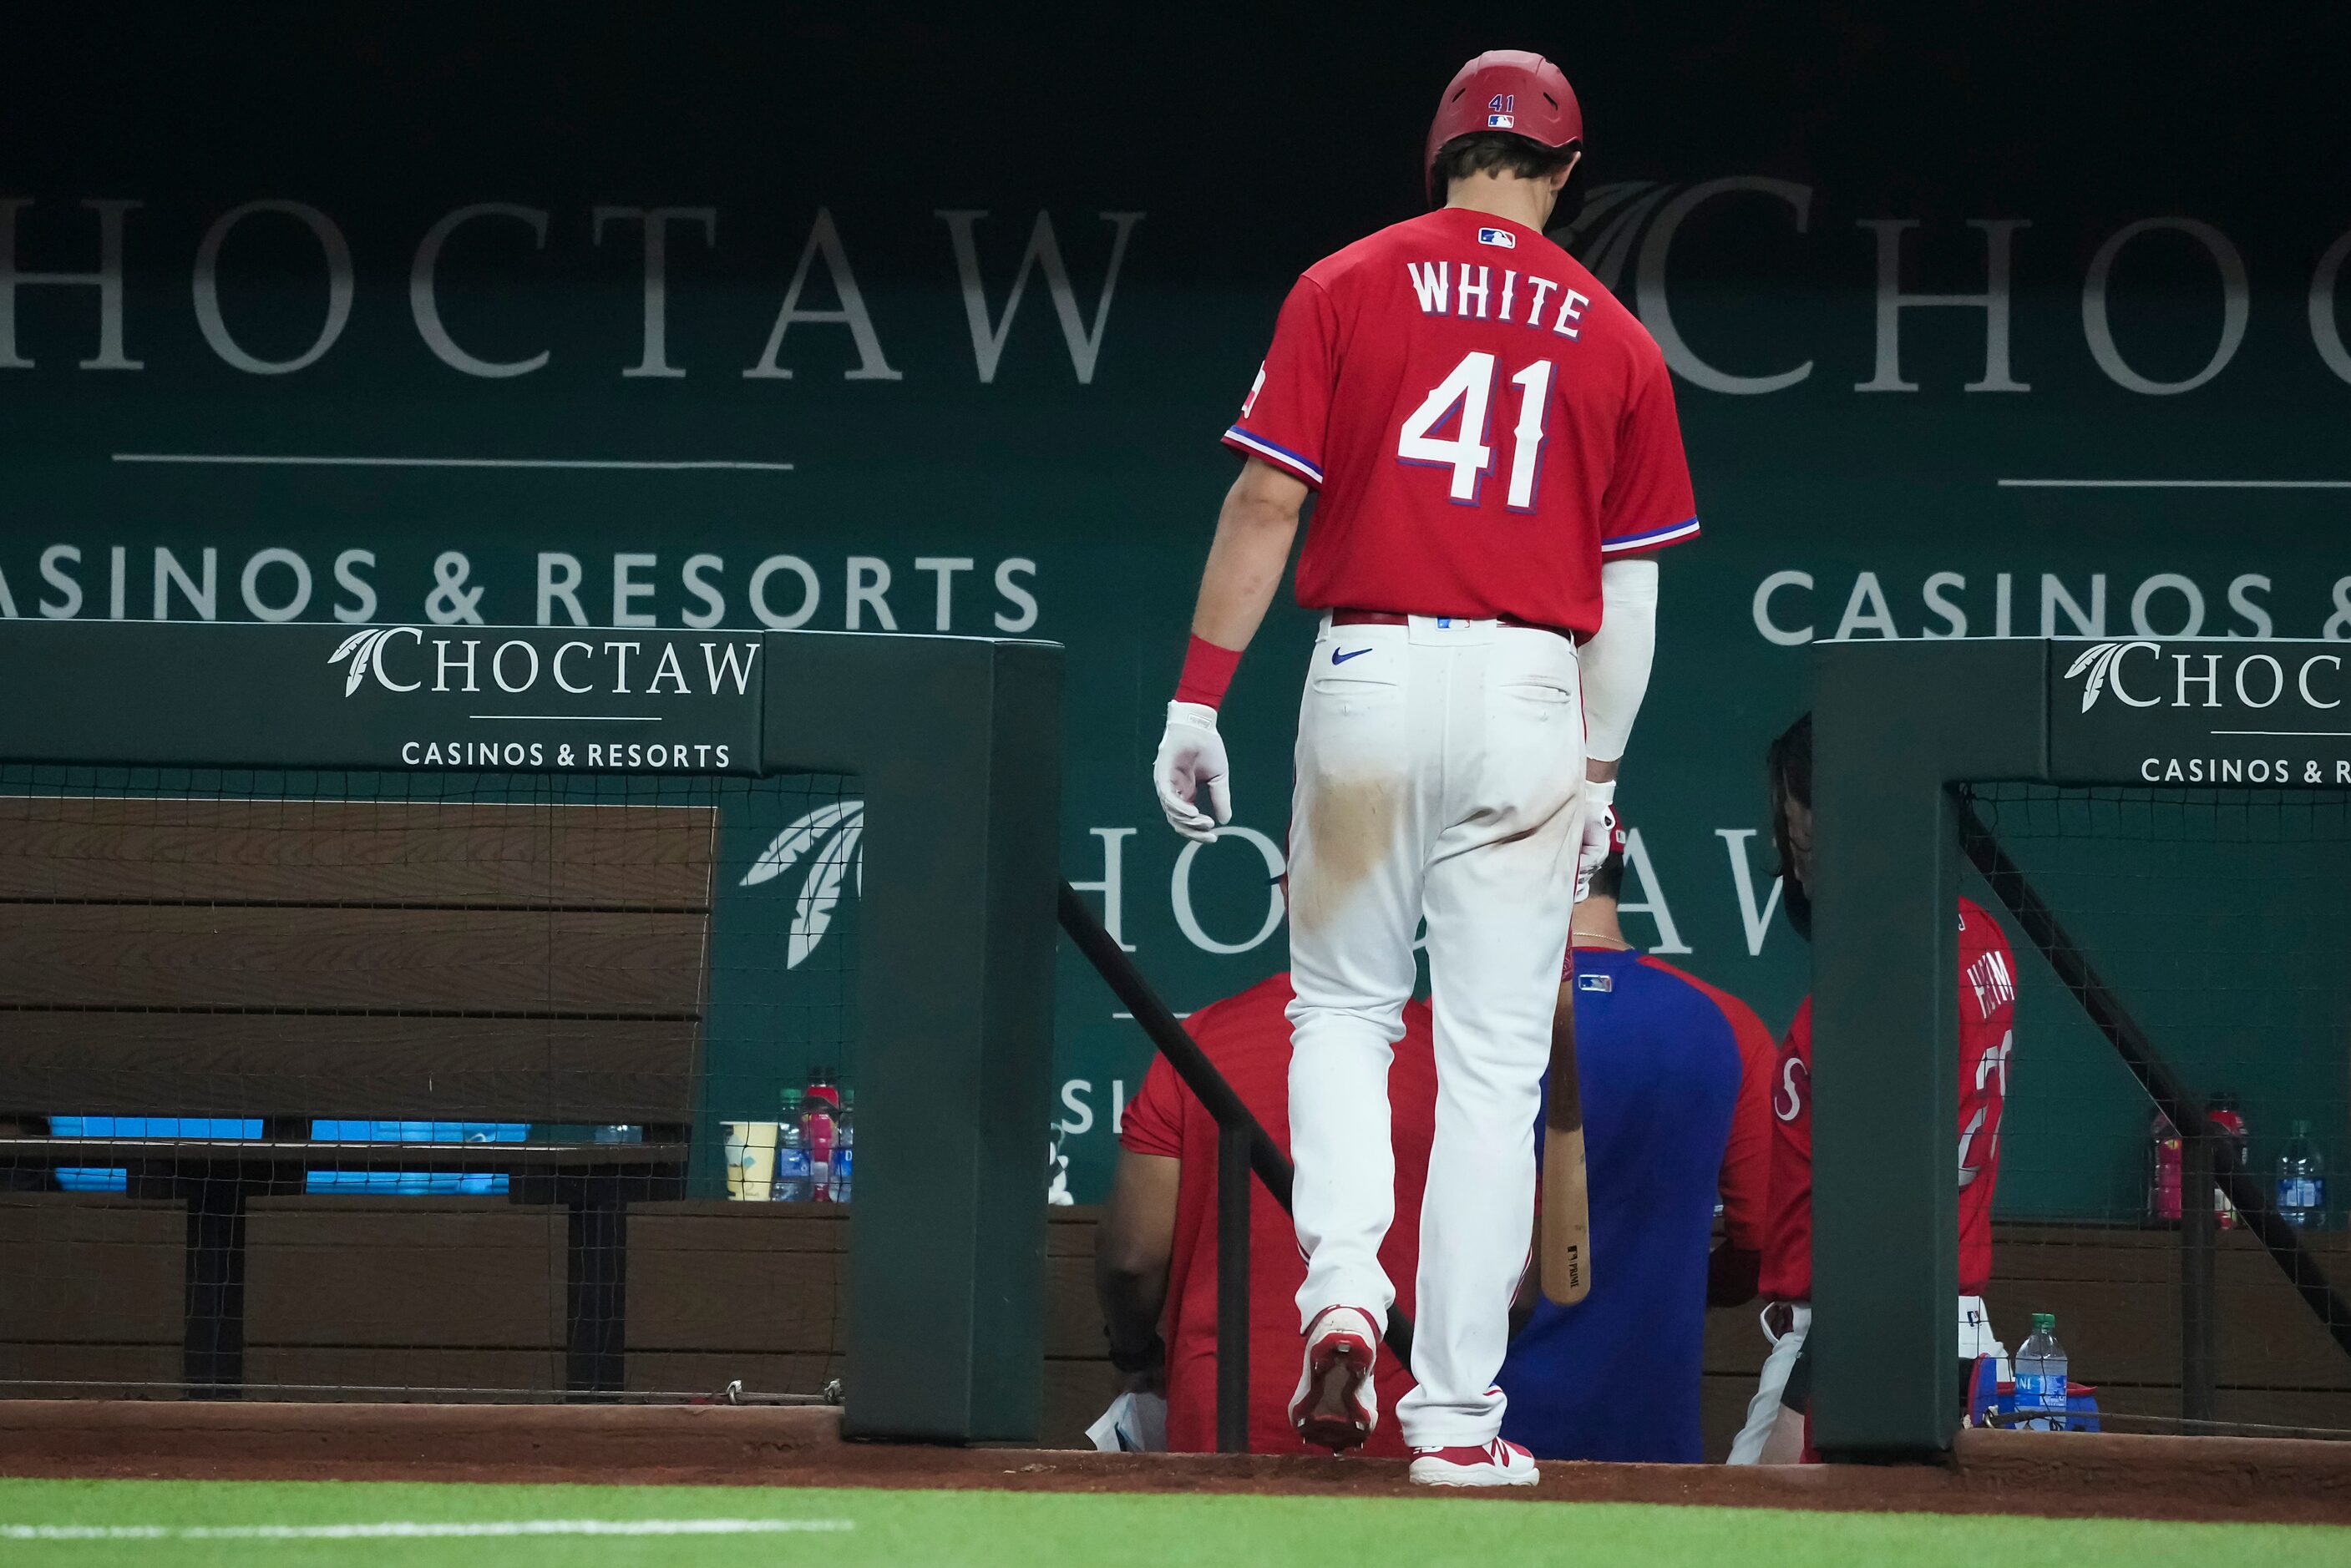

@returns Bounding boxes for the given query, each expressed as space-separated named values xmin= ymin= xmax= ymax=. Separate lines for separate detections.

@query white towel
xmin=1083 ymin=1391 xmax=1168 ymax=1453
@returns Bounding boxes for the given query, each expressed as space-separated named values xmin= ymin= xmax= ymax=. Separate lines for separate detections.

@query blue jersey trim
xmin=1223 ymin=425 xmax=1325 ymax=485
xmin=1601 ymin=517 xmax=1702 ymax=553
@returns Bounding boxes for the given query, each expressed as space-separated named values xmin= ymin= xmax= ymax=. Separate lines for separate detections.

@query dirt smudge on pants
xmin=1294 ymin=774 xmax=1398 ymax=933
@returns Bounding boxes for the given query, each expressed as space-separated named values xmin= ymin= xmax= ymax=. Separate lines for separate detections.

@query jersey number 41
xmin=1397 ymin=350 xmax=1555 ymax=513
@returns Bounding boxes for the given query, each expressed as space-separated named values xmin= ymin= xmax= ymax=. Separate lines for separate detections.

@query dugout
xmin=0 ymin=620 xmax=1061 ymax=1443
xmin=1813 ymin=636 xmax=2351 ymax=1459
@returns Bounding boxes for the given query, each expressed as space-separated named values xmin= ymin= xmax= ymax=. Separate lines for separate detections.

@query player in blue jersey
xmin=1497 ymin=822 xmax=1776 ymax=1462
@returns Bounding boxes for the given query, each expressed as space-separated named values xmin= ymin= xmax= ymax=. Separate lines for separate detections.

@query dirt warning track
xmin=0 ymin=1402 xmax=2343 ymax=1526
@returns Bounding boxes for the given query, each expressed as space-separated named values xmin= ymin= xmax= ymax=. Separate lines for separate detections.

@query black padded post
xmin=768 ymin=633 xmax=1064 ymax=1444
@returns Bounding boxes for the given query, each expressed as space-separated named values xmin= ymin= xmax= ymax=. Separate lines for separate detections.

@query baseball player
xmin=1151 ymin=49 xmax=1699 ymax=1486
xmin=1098 ymin=969 xmax=1441 ymax=1456
xmin=1730 ymin=714 xmax=2017 ymax=1463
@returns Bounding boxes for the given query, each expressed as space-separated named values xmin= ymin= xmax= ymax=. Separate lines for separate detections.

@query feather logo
xmin=328 ymin=627 xmax=398 ymax=696
xmin=1547 ymin=181 xmax=1675 ymax=295
xmin=742 ymin=801 xmax=866 ymax=969
xmin=2064 ymin=640 xmax=2158 ymax=711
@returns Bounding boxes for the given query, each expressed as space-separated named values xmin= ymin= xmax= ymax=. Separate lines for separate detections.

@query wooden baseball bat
xmin=1541 ymin=975 xmax=1592 ymax=1305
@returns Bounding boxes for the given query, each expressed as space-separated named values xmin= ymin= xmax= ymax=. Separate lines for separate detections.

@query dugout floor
xmin=0 ymin=1403 xmax=2343 ymax=1526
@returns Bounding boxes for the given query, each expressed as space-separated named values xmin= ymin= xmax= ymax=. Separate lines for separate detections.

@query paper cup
xmin=722 ymin=1120 xmax=779 ymax=1201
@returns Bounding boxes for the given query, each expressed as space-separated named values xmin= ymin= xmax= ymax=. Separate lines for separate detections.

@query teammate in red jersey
xmin=1149 ymin=49 xmax=1696 ymax=1488
xmin=1730 ymin=715 xmax=2019 ymax=1464
xmin=1096 ymin=972 xmax=1439 ymax=1455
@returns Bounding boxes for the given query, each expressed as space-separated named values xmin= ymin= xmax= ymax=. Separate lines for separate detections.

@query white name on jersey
xmin=1964 ymin=948 xmax=2015 ymax=1022
xmin=1404 ymin=261 xmax=1588 ymax=341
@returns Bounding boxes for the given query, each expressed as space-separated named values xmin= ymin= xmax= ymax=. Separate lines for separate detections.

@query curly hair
xmin=1765 ymin=712 xmax=1813 ymax=938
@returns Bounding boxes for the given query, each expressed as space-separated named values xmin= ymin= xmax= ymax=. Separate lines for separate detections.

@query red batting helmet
xmin=1424 ymin=50 xmax=1583 ymax=202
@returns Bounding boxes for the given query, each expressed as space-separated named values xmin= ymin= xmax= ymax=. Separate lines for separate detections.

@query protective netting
xmin=1963 ymin=783 xmax=2351 ymax=1436
xmin=0 ymin=765 xmax=859 ymax=1402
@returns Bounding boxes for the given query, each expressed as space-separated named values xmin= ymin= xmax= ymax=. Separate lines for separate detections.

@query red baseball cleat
xmin=1408 ymin=1437 xmax=1540 ymax=1487
xmin=1289 ymin=1305 xmax=1381 ymax=1450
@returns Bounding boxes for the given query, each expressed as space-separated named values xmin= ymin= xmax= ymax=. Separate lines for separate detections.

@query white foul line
xmin=113 ymin=454 xmax=795 ymax=473
xmin=2210 ymin=729 xmax=2351 ymax=738
xmin=2 ymin=1518 xmax=854 ymax=1541
xmin=1998 ymin=478 xmax=2351 ymax=489
xmin=468 ymin=714 xmax=663 ymax=723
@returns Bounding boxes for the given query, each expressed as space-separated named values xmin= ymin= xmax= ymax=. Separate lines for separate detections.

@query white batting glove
xmin=1573 ymin=778 xmax=1619 ymax=903
xmin=1153 ymin=701 xmax=1231 ymax=843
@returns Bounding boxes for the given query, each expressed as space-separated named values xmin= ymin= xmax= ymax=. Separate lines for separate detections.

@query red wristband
xmin=1175 ymin=635 xmax=1242 ymax=709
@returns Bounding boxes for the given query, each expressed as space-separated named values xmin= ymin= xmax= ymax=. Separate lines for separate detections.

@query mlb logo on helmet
xmin=1476 ymin=227 xmax=1517 ymax=248
xmin=1487 ymin=112 xmax=1515 ymax=129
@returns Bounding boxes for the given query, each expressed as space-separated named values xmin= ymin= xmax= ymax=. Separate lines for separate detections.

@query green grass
xmin=0 ymin=1478 xmax=2343 ymax=1568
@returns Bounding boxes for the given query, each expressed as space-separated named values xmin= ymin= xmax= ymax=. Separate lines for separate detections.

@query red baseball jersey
xmin=1118 ymin=972 xmax=1437 ymax=1456
xmin=1223 ymin=206 xmax=1698 ymax=635
xmin=1759 ymin=898 xmax=2017 ymax=1300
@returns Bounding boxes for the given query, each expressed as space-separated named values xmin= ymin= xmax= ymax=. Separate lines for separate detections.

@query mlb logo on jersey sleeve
xmin=1577 ymin=972 xmax=1612 ymax=994
xmin=1476 ymin=227 xmax=1517 ymax=249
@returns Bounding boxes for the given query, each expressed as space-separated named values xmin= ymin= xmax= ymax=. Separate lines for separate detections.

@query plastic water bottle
xmin=2209 ymin=1094 xmax=2247 ymax=1229
xmin=2149 ymin=1111 xmax=2183 ymax=1222
xmin=830 ymin=1091 xmax=854 ymax=1202
xmin=803 ymin=1068 xmax=839 ymax=1201
xmin=2278 ymin=1120 xmax=2326 ymax=1228
xmin=2014 ymin=1313 xmax=2069 ymax=1432
xmin=773 ymin=1090 xmax=813 ymax=1202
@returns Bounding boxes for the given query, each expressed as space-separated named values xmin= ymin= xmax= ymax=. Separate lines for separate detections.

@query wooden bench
xmin=0 ymin=792 xmax=718 ymax=1398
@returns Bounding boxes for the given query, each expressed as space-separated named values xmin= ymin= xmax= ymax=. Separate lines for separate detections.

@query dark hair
xmin=1586 ymin=848 xmax=1625 ymax=904
xmin=1431 ymin=130 xmax=1579 ymax=191
xmin=1766 ymin=712 xmax=1814 ymax=938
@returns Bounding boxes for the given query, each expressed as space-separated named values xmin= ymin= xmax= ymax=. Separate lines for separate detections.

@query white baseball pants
xmin=1284 ymin=613 xmax=1586 ymax=1449
xmin=1727 ymin=1297 xmax=2006 ymax=1463
xmin=1728 ymin=1304 xmax=1811 ymax=1464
